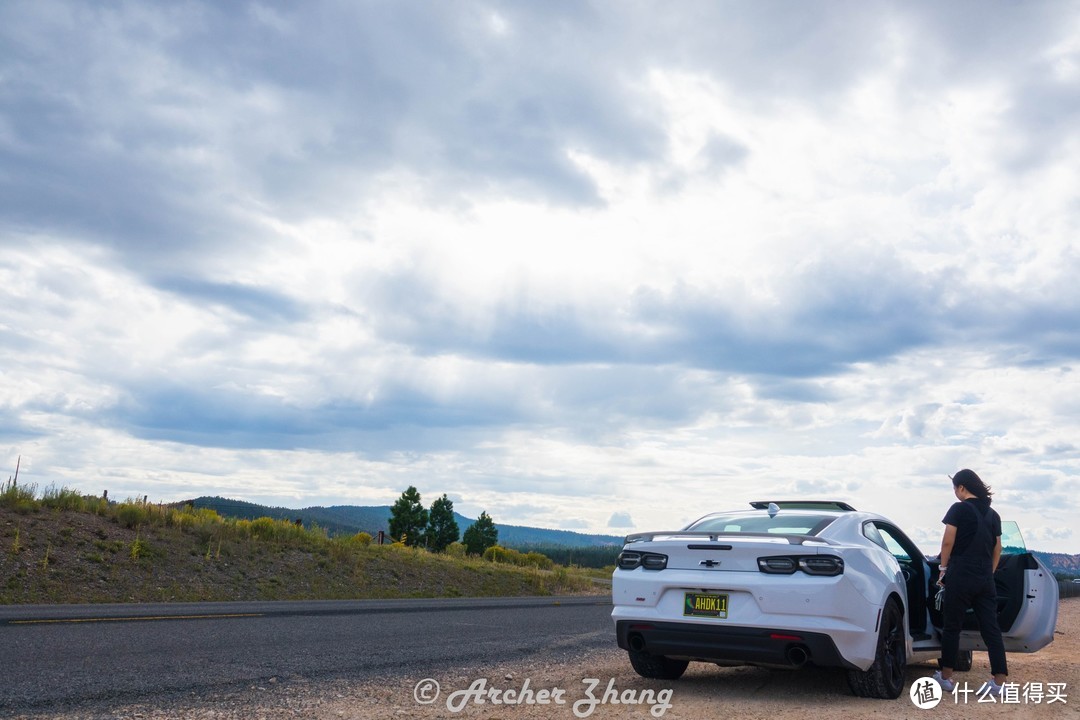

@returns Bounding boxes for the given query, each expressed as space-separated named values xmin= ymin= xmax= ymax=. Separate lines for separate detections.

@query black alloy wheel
xmin=847 ymin=598 xmax=907 ymax=699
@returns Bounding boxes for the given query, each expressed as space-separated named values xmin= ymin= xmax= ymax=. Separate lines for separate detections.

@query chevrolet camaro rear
xmin=612 ymin=503 xmax=908 ymax=698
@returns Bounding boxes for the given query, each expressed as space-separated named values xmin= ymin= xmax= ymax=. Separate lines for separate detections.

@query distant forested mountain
xmin=185 ymin=497 xmax=623 ymax=548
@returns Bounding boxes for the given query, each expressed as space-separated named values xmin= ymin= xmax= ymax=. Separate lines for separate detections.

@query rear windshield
xmin=686 ymin=512 xmax=837 ymax=536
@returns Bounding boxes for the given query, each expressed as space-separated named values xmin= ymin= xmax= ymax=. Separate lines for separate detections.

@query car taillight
xmin=757 ymin=556 xmax=797 ymax=574
xmin=798 ymin=556 xmax=844 ymax=576
xmin=757 ymin=555 xmax=843 ymax=576
xmin=618 ymin=551 xmax=668 ymax=570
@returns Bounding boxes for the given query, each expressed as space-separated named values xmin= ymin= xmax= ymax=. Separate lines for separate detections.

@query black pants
xmin=940 ymin=559 xmax=1008 ymax=676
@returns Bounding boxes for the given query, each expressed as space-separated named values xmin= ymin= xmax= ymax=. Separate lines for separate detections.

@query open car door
xmin=951 ymin=522 xmax=1059 ymax=653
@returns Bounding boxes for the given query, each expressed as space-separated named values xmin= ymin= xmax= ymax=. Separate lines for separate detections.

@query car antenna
xmin=768 ymin=502 xmax=780 ymax=518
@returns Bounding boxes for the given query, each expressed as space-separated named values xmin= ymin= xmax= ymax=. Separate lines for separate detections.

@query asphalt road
xmin=0 ymin=596 xmax=614 ymax=716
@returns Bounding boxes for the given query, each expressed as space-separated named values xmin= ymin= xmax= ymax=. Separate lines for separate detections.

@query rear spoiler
xmin=623 ymin=531 xmax=837 ymax=546
xmin=749 ymin=500 xmax=856 ymax=511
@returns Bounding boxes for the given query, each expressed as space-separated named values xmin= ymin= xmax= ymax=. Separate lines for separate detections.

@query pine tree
xmin=425 ymin=494 xmax=460 ymax=552
xmin=462 ymin=511 xmax=498 ymax=556
xmin=388 ymin=486 xmax=428 ymax=547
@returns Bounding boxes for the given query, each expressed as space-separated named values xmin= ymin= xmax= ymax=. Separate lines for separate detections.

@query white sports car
xmin=611 ymin=501 xmax=1059 ymax=698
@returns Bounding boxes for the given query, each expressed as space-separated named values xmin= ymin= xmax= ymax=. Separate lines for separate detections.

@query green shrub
xmin=130 ymin=537 xmax=151 ymax=561
xmin=523 ymin=551 xmax=555 ymax=570
xmin=40 ymin=485 xmax=85 ymax=512
xmin=165 ymin=506 xmax=198 ymax=530
xmin=9 ymin=525 xmax=22 ymax=554
xmin=1 ymin=480 xmax=38 ymax=514
xmin=483 ymin=546 xmax=524 ymax=565
xmin=191 ymin=509 xmax=226 ymax=542
xmin=82 ymin=496 xmax=110 ymax=515
xmin=115 ymin=502 xmax=149 ymax=529
xmin=481 ymin=546 xmax=554 ymax=569
xmin=483 ymin=545 xmax=507 ymax=563
xmin=249 ymin=517 xmax=278 ymax=539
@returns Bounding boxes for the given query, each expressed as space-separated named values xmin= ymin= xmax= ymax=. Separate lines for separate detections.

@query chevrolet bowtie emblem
xmin=699 ymin=559 xmax=721 ymax=567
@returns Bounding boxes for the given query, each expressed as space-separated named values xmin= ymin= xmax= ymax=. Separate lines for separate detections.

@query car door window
xmin=876 ymin=528 xmax=911 ymax=563
xmin=1000 ymin=521 xmax=1027 ymax=555
xmin=872 ymin=523 xmax=918 ymax=564
xmin=862 ymin=522 xmax=888 ymax=550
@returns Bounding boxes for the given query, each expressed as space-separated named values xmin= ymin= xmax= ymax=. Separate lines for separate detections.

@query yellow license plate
xmin=684 ymin=592 xmax=728 ymax=618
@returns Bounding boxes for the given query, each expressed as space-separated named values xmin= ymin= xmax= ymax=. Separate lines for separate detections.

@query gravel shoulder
xmin=25 ymin=598 xmax=1078 ymax=720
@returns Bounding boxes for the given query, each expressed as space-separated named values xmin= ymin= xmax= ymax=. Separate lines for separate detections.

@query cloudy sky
xmin=2 ymin=1 xmax=1079 ymax=554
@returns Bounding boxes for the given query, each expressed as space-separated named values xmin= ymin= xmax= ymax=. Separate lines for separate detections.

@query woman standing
xmin=932 ymin=468 xmax=1008 ymax=697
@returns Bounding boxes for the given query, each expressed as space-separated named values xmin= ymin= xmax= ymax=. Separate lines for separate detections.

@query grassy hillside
xmin=0 ymin=485 xmax=605 ymax=605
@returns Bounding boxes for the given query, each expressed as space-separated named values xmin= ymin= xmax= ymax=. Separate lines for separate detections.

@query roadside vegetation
xmin=0 ymin=479 xmax=605 ymax=605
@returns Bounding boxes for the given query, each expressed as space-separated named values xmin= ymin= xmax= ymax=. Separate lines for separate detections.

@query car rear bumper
xmin=615 ymin=619 xmax=857 ymax=670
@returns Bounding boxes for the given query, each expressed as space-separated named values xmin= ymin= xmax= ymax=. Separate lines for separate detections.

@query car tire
xmin=938 ymin=650 xmax=973 ymax=672
xmin=847 ymin=598 xmax=906 ymax=699
xmin=627 ymin=648 xmax=689 ymax=680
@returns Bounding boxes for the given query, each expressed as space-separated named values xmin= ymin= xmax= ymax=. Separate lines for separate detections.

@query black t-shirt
xmin=942 ymin=498 xmax=1001 ymax=561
